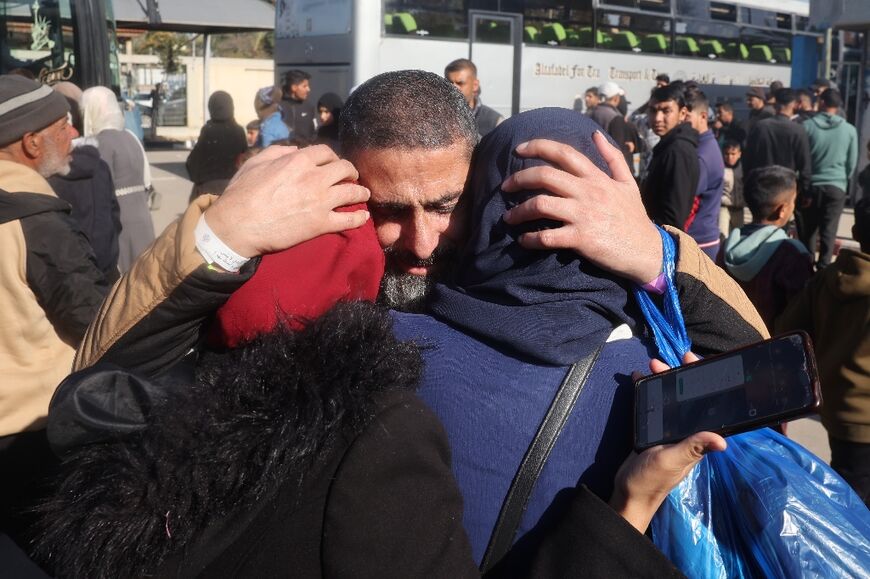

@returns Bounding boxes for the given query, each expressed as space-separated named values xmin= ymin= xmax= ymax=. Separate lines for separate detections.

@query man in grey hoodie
xmin=799 ymin=89 xmax=859 ymax=268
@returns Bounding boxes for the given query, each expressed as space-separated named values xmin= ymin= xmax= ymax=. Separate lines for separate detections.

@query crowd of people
xmin=583 ymin=73 xmax=868 ymax=503
xmin=0 ymin=58 xmax=867 ymax=577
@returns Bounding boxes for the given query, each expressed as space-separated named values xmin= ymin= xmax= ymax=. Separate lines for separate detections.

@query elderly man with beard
xmin=0 ymin=75 xmax=108 ymax=550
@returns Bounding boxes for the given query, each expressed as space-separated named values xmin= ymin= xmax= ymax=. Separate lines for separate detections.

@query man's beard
xmin=38 ymin=138 xmax=72 ymax=178
xmin=379 ymin=243 xmax=458 ymax=313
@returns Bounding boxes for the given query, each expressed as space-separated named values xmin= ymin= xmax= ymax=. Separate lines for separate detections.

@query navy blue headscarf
xmin=428 ymin=107 xmax=638 ymax=366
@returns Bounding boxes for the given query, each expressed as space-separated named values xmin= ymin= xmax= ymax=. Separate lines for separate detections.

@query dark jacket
xmin=48 ymin=145 xmax=121 ymax=284
xmin=474 ymin=99 xmax=504 ymax=138
xmin=776 ymin=249 xmax=870 ymax=444
xmin=743 ymin=115 xmax=812 ymax=196
xmin=740 ymin=107 xmax=774 ymax=141
xmin=593 ymin=103 xmax=633 ymax=169
xmin=37 ymin=303 xmax=684 ymax=578
xmin=281 ymin=97 xmax=317 ymax=145
xmin=0 ymin=190 xmax=108 ymax=348
xmin=185 ymin=96 xmax=248 ymax=186
xmin=642 ymin=122 xmax=701 ymax=229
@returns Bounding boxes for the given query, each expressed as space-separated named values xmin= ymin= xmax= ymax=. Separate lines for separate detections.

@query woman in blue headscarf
xmin=392 ymin=107 xmax=701 ymax=566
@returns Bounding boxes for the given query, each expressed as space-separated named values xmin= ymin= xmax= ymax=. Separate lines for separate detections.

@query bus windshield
xmin=1 ymin=0 xmax=118 ymax=90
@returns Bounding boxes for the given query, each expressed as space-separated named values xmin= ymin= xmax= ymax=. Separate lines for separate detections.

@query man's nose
xmin=405 ymin=213 xmax=441 ymax=261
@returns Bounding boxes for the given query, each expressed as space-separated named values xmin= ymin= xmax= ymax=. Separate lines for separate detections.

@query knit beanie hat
xmin=0 ymin=75 xmax=70 ymax=147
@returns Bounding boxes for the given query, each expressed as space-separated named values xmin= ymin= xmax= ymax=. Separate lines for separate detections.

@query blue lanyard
xmin=632 ymin=227 xmax=692 ymax=368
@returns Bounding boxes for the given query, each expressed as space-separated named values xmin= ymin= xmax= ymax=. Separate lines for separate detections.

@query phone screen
xmin=635 ymin=334 xmax=816 ymax=449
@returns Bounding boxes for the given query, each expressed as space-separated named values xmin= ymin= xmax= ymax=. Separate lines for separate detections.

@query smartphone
xmin=634 ymin=332 xmax=821 ymax=451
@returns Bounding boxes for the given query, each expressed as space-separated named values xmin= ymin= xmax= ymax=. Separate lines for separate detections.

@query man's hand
xmin=502 ymin=131 xmax=663 ymax=285
xmin=610 ymin=352 xmax=727 ymax=533
xmin=204 ymin=145 xmax=371 ymax=258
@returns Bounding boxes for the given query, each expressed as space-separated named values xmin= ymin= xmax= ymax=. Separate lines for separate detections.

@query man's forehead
xmin=353 ymin=146 xmax=470 ymax=203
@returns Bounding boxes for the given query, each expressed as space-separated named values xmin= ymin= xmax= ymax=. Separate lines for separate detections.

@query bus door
xmin=468 ymin=11 xmax=522 ymax=118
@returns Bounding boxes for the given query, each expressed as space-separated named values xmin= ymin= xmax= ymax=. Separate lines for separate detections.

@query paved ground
xmin=145 ymin=148 xmax=843 ymax=463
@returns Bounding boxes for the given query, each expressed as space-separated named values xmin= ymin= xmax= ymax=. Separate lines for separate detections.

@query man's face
xmin=723 ymin=146 xmax=741 ymax=168
xmin=746 ymin=95 xmax=764 ymax=111
xmin=446 ymin=68 xmax=478 ymax=108
xmin=289 ymin=79 xmax=310 ymax=101
xmin=648 ymin=99 xmax=688 ymax=136
xmin=35 ymin=115 xmax=76 ymax=178
xmin=584 ymin=91 xmax=599 ymax=110
xmin=716 ymin=106 xmax=732 ymax=124
xmin=354 ymin=143 xmax=470 ymax=311
xmin=688 ymin=107 xmax=707 ymax=133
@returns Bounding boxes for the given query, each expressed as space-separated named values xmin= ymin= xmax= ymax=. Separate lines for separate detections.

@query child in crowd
xmin=254 ymin=85 xmax=291 ymax=148
xmin=245 ymin=120 xmax=260 ymax=147
xmin=720 ymin=165 xmax=813 ymax=330
xmin=719 ymin=140 xmax=745 ymax=235
xmin=776 ymin=198 xmax=870 ymax=506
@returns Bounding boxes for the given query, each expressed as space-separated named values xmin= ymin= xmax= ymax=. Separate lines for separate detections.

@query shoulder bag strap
xmin=480 ymin=344 xmax=603 ymax=572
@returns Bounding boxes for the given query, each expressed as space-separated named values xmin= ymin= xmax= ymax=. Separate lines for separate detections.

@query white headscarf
xmin=81 ymin=86 xmax=125 ymax=137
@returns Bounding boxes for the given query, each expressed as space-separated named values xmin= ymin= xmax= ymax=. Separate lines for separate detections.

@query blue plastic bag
xmin=651 ymin=428 xmax=870 ymax=578
xmin=634 ymin=227 xmax=870 ymax=577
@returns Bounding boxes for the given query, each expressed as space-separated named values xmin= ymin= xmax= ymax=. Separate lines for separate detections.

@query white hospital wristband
xmin=194 ymin=214 xmax=250 ymax=273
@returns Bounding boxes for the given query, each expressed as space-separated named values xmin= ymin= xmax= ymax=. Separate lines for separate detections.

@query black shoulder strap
xmin=480 ymin=345 xmax=603 ymax=573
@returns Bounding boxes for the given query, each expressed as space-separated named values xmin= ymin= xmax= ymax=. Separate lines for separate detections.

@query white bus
xmin=274 ymin=0 xmax=821 ymax=117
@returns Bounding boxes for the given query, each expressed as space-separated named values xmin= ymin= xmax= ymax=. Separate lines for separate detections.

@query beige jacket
xmin=0 ymin=161 xmax=76 ymax=435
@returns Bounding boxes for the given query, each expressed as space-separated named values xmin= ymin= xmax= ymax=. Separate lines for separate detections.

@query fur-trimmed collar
xmin=34 ymin=302 xmax=422 ymax=578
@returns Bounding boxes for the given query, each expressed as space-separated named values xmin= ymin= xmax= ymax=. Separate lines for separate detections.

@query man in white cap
xmin=588 ymin=81 xmax=632 ymax=168
xmin=0 ymin=75 xmax=109 ymax=530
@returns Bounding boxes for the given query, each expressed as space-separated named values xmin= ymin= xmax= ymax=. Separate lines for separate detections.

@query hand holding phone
xmin=634 ymin=332 xmax=821 ymax=451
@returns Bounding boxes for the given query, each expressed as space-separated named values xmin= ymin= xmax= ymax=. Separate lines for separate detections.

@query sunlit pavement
xmin=145 ymin=148 xmax=846 ymax=465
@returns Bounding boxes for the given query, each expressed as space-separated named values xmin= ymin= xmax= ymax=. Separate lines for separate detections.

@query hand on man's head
xmin=502 ymin=131 xmax=663 ymax=285
xmin=204 ymin=145 xmax=371 ymax=258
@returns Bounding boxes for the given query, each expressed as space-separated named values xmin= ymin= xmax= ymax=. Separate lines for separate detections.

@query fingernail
xmin=516 ymin=142 xmax=529 ymax=152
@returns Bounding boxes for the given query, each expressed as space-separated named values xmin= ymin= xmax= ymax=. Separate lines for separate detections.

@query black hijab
xmin=428 ymin=108 xmax=637 ymax=366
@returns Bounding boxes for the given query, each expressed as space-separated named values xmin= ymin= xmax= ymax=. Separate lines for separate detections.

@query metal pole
xmin=511 ymin=15 xmax=522 ymax=116
xmin=823 ymin=28 xmax=833 ymax=80
xmin=203 ymin=33 xmax=211 ymax=126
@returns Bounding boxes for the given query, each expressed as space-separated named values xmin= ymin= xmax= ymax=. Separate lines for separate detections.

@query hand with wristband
xmin=200 ymin=145 xmax=371 ymax=266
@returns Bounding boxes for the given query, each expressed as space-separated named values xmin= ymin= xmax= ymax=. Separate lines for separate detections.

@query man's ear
xmin=679 ymin=107 xmax=690 ymax=122
xmin=473 ymin=77 xmax=480 ymax=95
xmin=20 ymin=132 xmax=41 ymax=159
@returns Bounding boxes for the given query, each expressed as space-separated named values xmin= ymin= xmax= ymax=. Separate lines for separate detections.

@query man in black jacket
xmin=743 ymin=88 xmax=812 ymax=198
xmin=280 ymin=69 xmax=316 ymax=145
xmin=445 ymin=58 xmax=504 ymax=138
xmin=741 ymin=86 xmax=774 ymax=139
xmin=641 ymin=83 xmax=701 ymax=230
